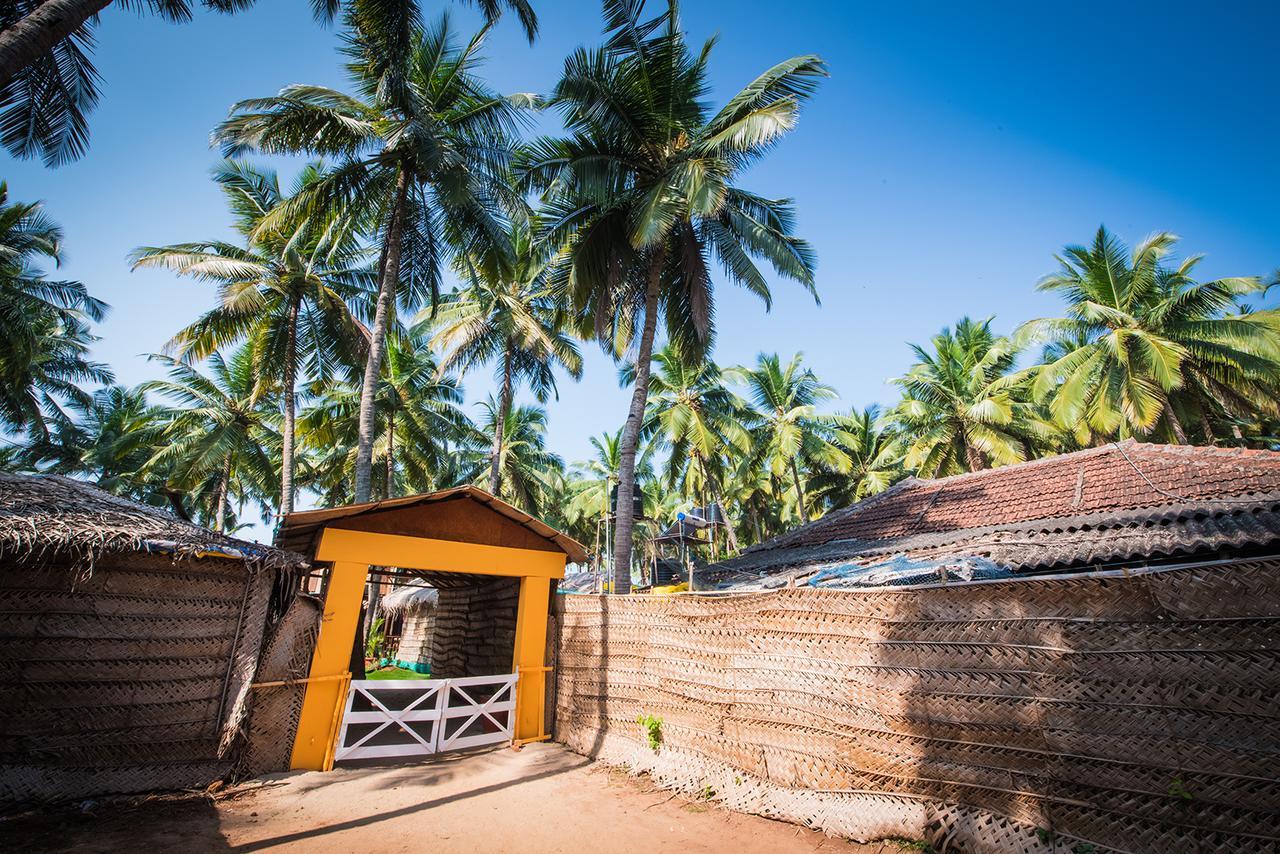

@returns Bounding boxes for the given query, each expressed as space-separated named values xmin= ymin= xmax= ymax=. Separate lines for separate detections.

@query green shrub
xmin=636 ymin=713 xmax=663 ymax=750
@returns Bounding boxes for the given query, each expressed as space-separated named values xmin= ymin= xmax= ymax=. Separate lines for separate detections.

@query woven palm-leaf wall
xmin=238 ymin=594 xmax=322 ymax=777
xmin=0 ymin=552 xmax=275 ymax=804
xmin=429 ymin=577 xmax=518 ymax=678
xmin=554 ymin=558 xmax=1280 ymax=854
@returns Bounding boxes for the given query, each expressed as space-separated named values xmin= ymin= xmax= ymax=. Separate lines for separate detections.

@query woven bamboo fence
xmin=554 ymin=558 xmax=1280 ymax=853
xmin=0 ymin=553 xmax=275 ymax=804
xmin=238 ymin=594 xmax=322 ymax=777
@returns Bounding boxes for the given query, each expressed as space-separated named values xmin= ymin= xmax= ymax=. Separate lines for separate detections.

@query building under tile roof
xmin=706 ymin=440 xmax=1280 ymax=588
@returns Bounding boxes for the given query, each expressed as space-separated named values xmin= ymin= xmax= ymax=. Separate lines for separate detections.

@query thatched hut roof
xmin=0 ymin=472 xmax=306 ymax=572
xmin=380 ymin=584 xmax=439 ymax=615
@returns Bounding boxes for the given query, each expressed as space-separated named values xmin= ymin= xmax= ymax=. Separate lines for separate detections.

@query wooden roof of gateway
xmin=276 ymin=485 xmax=589 ymax=565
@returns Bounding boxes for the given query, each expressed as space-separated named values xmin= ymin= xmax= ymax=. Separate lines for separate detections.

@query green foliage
xmin=636 ymin=712 xmax=663 ymax=751
xmin=1016 ymin=227 xmax=1280 ymax=444
xmin=7 ymin=1 xmax=1280 ymax=580
xmin=364 ymin=615 xmax=387 ymax=661
xmin=1 ymin=1 xmax=537 ymax=168
xmin=0 ymin=183 xmax=111 ymax=438
xmin=524 ymin=0 xmax=825 ymax=589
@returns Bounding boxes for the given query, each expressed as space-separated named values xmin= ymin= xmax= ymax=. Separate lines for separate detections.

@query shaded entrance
xmin=276 ymin=486 xmax=587 ymax=771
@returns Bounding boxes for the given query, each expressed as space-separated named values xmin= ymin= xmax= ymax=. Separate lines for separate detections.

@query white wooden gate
xmin=334 ymin=673 xmax=517 ymax=762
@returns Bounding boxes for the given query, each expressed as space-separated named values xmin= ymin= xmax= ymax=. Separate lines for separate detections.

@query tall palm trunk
xmin=1164 ymin=401 xmax=1189 ymax=444
xmin=962 ymin=426 xmax=986 ymax=472
xmin=0 ymin=0 xmax=111 ymax=90
xmin=214 ymin=455 xmax=232 ymax=534
xmin=354 ymin=168 xmax=409 ymax=503
xmin=386 ymin=405 xmax=395 ymax=498
xmin=488 ymin=339 xmax=515 ymax=496
xmin=789 ymin=456 xmax=810 ymax=524
xmin=280 ymin=295 xmax=300 ymax=515
xmin=612 ymin=248 xmax=665 ymax=593
xmin=1197 ymin=406 xmax=1216 ymax=445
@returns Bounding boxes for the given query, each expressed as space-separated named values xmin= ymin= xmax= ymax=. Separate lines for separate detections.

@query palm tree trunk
xmin=612 ymin=248 xmax=666 ymax=594
xmin=214 ymin=456 xmax=231 ymax=534
xmin=354 ymin=168 xmax=409 ymax=503
xmin=488 ymin=339 xmax=515 ymax=496
xmin=962 ymin=429 xmax=987 ymax=472
xmin=280 ymin=295 xmax=300 ymax=515
xmin=790 ymin=456 xmax=810 ymax=524
xmin=1164 ymin=402 xmax=1189 ymax=444
xmin=386 ymin=406 xmax=395 ymax=498
xmin=1197 ymin=407 xmax=1215 ymax=445
xmin=0 ymin=0 xmax=112 ymax=90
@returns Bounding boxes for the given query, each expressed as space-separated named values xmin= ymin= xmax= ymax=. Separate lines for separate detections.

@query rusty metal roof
xmin=276 ymin=485 xmax=588 ymax=564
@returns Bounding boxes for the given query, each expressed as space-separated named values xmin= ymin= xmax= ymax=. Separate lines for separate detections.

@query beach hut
xmin=379 ymin=585 xmax=439 ymax=673
xmin=0 ymin=473 xmax=309 ymax=805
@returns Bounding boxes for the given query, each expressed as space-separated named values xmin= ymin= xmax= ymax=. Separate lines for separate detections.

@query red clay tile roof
xmin=710 ymin=441 xmax=1280 ymax=582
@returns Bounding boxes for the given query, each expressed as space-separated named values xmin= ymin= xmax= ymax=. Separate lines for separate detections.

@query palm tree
xmin=0 ymin=181 xmax=106 ymax=327
xmin=807 ymin=406 xmax=904 ymax=511
xmin=523 ymin=0 xmax=825 ymax=591
xmin=470 ymin=399 xmax=563 ymax=515
xmin=634 ymin=346 xmax=745 ymax=511
xmin=300 ymin=335 xmax=475 ymax=504
xmin=891 ymin=317 xmax=1052 ymax=478
xmin=1016 ymin=227 xmax=1280 ymax=443
xmin=131 ymin=161 xmax=371 ymax=515
xmin=561 ymin=429 xmax=658 ymax=565
xmin=727 ymin=352 xmax=845 ymax=524
xmin=564 ymin=431 xmax=623 ymax=532
xmin=0 ymin=307 xmax=113 ymax=439
xmin=141 ymin=349 xmax=279 ymax=533
xmin=18 ymin=384 xmax=156 ymax=484
xmin=0 ymin=0 xmax=535 ymax=166
xmin=427 ymin=217 xmax=582 ymax=496
xmin=0 ymin=182 xmax=111 ymax=437
xmin=214 ymin=10 xmax=533 ymax=504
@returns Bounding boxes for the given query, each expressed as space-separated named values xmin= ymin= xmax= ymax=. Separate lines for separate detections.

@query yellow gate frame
xmin=289 ymin=526 xmax=567 ymax=771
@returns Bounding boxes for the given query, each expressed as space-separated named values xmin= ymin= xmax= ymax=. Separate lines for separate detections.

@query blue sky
xmin=4 ymin=0 xmax=1277 ymax=536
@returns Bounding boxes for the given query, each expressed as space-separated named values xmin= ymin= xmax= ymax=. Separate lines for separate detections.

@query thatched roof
xmin=380 ymin=584 xmax=439 ymax=615
xmin=0 ymin=472 xmax=307 ymax=572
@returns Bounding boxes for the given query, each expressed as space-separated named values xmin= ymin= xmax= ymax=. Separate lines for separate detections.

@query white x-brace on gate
xmin=333 ymin=673 xmax=518 ymax=761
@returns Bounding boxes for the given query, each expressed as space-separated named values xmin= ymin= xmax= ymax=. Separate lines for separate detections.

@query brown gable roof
xmin=710 ymin=441 xmax=1280 ymax=583
xmin=276 ymin=485 xmax=588 ymax=564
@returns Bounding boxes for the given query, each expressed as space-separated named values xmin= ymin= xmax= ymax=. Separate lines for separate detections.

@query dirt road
xmin=4 ymin=744 xmax=899 ymax=853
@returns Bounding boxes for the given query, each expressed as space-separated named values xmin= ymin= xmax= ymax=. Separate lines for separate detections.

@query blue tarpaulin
xmin=805 ymin=553 xmax=1014 ymax=588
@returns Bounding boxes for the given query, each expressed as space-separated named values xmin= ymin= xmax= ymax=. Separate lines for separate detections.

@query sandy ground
xmin=2 ymin=744 xmax=900 ymax=853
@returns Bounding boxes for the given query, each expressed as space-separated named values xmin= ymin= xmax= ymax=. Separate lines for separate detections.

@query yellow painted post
xmin=290 ymin=560 xmax=369 ymax=771
xmin=512 ymin=574 xmax=552 ymax=741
